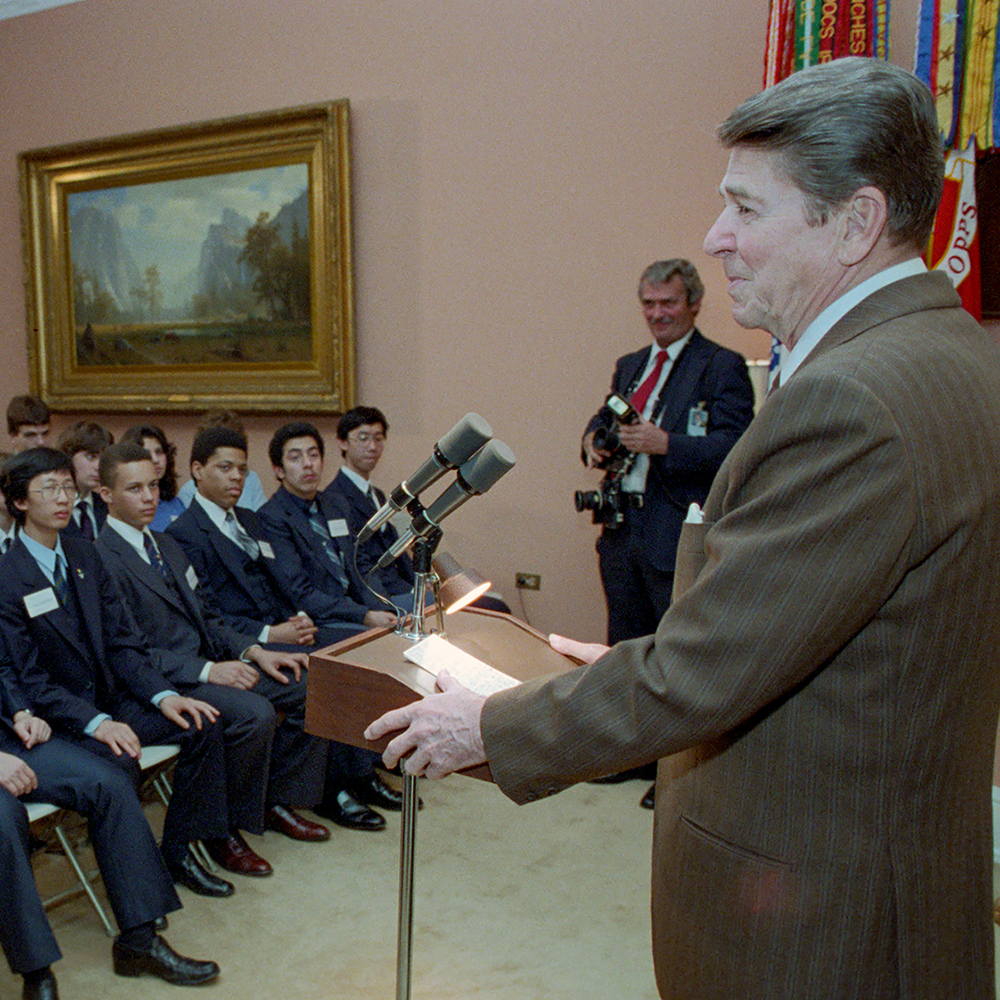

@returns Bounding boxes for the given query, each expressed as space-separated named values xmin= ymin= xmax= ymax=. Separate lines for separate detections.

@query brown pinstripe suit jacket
xmin=482 ymin=271 xmax=1000 ymax=999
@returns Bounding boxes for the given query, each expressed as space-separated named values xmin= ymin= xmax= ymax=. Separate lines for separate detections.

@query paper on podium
xmin=403 ymin=633 xmax=521 ymax=696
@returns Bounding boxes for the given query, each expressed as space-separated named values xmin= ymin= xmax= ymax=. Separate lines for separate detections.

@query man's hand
xmin=94 ymin=720 xmax=141 ymax=758
xmin=364 ymin=670 xmax=487 ymax=778
xmin=616 ymin=418 xmax=669 ymax=455
xmin=247 ymin=646 xmax=306 ymax=684
xmin=267 ymin=614 xmax=318 ymax=646
xmin=159 ymin=695 xmax=219 ymax=731
xmin=0 ymin=751 xmax=37 ymax=796
xmin=364 ymin=610 xmax=399 ymax=629
xmin=208 ymin=660 xmax=260 ymax=689
xmin=549 ymin=633 xmax=611 ymax=664
xmin=582 ymin=430 xmax=611 ymax=468
xmin=13 ymin=711 xmax=51 ymax=749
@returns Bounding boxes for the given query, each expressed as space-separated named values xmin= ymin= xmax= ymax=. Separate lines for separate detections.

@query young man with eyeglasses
xmin=322 ymin=406 xmax=415 ymax=598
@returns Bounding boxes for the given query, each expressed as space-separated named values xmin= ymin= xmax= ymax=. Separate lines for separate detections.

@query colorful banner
xmin=915 ymin=0 xmax=998 ymax=151
xmin=926 ymin=143 xmax=982 ymax=319
xmin=764 ymin=0 xmax=890 ymax=85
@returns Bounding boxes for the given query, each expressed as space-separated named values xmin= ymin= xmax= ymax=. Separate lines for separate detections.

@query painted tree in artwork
xmin=240 ymin=211 xmax=310 ymax=322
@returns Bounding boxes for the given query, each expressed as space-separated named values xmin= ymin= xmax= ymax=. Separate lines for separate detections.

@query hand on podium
xmin=364 ymin=669 xmax=488 ymax=778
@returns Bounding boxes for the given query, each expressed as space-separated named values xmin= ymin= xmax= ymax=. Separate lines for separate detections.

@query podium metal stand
xmin=305 ymin=607 xmax=575 ymax=998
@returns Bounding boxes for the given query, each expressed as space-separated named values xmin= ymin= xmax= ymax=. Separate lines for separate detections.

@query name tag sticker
xmin=327 ymin=519 xmax=349 ymax=538
xmin=258 ymin=541 xmax=275 ymax=559
xmin=687 ymin=403 xmax=708 ymax=437
xmin=24 ymin=587 xmax=59 ymax=618
xmin=185 ymin=565 xmax=198 ymax=590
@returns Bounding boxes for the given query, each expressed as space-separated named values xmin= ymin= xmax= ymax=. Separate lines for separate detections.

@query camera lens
xmin=575 ymin=490 xmax=601 ymax=512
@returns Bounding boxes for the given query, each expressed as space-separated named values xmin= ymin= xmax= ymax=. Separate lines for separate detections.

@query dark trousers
xmin=597 ymin=508 xmax=675 ymax=644
xmin=0 ymin=787 xmax=59 ymax=975
xmin=100 ymin=696 xmax=230 ymax=847
xmin=0 ymin=733 xmax=182 ymax=974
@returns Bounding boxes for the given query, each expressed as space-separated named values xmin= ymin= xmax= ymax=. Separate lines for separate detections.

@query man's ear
xmin=96 ymin=483 xmax=112 ymax=506
xmin=272 ymin=465 xmax=284 ymax=483
xmin=837 ymin=186 xmax=889 ymax=266
xmin=190 ymin=461 xmax=203 ymax=486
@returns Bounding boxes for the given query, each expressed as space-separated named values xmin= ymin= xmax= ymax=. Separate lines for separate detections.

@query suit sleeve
xmin=652 ymin=347 xmax=755 ymax=478
xmin=257 ymin=503 xmax=370 ymax=625
xmin=481 ymin=371 xmax=916 ymax=803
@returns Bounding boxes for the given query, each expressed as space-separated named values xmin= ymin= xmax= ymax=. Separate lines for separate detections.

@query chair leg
xmin=52 ymin=821 xmax=116 ymax=938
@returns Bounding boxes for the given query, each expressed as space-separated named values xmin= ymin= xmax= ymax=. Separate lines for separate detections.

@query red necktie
xmin=630 ymin=349 xmax=669 ymax=414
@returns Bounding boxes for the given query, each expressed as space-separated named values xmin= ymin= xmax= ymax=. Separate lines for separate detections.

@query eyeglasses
xmin=30 ymin=483 xmax=79 ymax=501
xmin=349 ymin=432 xmax=385 ymax=445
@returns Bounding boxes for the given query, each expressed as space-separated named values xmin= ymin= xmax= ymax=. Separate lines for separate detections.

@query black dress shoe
xmin=113 ymin=934 xmax=220 ymax=985
xmin=314 ymin=789 xmax=386 ymax=830
xmin=22 ymin=970 xmax=58 ymax=1000
xmin=352 ymin=773 xmax=421 ymax=812
xmin=165 ymin=848 xmax=235 ymax=897
xmin=640 ymin=784 xmax=656 ymax=810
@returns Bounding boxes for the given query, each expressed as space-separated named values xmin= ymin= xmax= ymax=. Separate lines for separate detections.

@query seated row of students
xmin=0 ymin=404 xmax=417 ymax=999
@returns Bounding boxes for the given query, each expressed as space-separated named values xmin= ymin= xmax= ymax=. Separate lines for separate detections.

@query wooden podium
xmin=304 ymin=606 xmax=577 ymax=999
xmin=305 ymin=605 xmax=576 ymax=777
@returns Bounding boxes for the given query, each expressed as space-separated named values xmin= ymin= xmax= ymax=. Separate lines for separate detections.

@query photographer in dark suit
xmin=583 ymin=260 xmax=755 ymax=647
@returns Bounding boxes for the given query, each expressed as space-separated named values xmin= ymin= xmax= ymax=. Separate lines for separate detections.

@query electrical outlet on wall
xmin=515 ymin=572 xmax=541 ymax=591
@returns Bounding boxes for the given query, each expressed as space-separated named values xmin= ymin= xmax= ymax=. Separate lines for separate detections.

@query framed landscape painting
xmin=19 ymin=101 xmax=354 ymax=412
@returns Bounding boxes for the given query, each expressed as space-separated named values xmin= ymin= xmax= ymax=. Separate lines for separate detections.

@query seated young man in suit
xmin=166 ymin=425 xmax=355 ymax=648
xmin=0 ymin=658 xmax=220 ymax=996
xmin=322 ymin=406 xmax=414 ymax=597
xmin=258 ymin=421 xmax=416 ymax=827
xmin=0 ymin=447 xmax=236 ymax=901
xmin=57 ymin=421 xmax=113 ymax=542
xmin=95 ymin=441 xmax=331 ymax=863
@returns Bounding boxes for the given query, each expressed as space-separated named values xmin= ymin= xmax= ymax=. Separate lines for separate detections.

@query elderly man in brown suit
xmin=367 ymin=58 xmax=1000 ymax=1000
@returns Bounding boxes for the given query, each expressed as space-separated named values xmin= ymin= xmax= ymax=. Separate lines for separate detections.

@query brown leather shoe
xmin=265 ymin=804 xmax=331 ymax=842
xmin=204 ymin=832 xmax=273 ymax=877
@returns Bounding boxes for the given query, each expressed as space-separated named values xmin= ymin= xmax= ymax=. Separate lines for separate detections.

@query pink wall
xmin=0 ymin=0 xmax=956 ymax=642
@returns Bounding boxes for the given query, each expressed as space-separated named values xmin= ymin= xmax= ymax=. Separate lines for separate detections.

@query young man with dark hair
xmin=0 ymin=644 xmax=220 ymax=995
xmin=6 ymin=396 xmax=50 ymax=454
xmin=0 ymin=447 xmax=237 ymax=903
xmin=258 ymin=422 xmax=410 ymax=828
xmin=57 ymin=420 xmax=114 ymax=541
xmin=95 ymin=441 xmax=331 ymax=861
xmin=175 ymin=411 xmax=267 ymax=511
xmin=323 ymin=406 xmax=414 ymax=597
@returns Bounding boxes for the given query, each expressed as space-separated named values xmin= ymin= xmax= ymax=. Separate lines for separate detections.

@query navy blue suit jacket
xmin=95 ymin=525 xmax=257 ymax=689
xmin=0 ymin=536 xmax=170 ymax=736
xmin=322 ymin=469 xmax=414 ymax=594
xmin=257 ymin=486 xmax=381 ymax=626
xmin=165 ymin=501 xmax=298 ymax=637
xmin=586 ymin=330 xmax=755 ymax=573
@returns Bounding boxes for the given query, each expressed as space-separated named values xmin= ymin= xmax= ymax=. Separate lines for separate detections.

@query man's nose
xmin=704 ymin=212 xmax=733 ymax=256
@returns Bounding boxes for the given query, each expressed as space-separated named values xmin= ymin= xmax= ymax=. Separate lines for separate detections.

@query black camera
xmin=588 ymin=393 xmax=640 ymax=470
xmin=574 ymin=474 xmax=628 ymax=528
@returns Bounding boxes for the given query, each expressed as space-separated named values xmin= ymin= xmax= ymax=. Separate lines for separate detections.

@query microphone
xmin=373 ymin=440 xmax=516 ymax=570
xmin=357 ymin=413 xmax=493 ymax=543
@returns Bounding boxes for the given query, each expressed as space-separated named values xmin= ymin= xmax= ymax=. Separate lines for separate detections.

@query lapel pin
xmin=76 ymin=568 xmax=85 ymax=580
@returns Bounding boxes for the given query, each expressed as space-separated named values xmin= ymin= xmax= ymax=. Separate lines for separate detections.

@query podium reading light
xmin=434 ymin=552 xmax=492 ymax=615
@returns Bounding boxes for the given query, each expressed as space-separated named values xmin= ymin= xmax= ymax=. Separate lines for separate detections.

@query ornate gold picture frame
xmin=19 ymin=101 xmax=354 ymax=413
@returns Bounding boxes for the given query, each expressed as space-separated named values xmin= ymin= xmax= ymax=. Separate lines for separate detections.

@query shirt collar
xmin=192 ymin=490 xmax=231 ymax=530
xmin=339 ymin=465 xmax=371 ymax=494
xmin=781 ymin=258 xmax=927 ymax=385
xmin=20 ymin=530 xmax=67 ymax=576
xmin=650 ymin=328 xmax=694 ymax=364
xmin=105 ymin=514 xmax=152 ymax=556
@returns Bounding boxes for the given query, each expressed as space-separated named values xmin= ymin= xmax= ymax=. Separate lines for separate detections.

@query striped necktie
xmin=307 ymin=503 xmax=351 ymax=590
xmin=143 ymin=532 xmax=173 ymax=584
xmin=52 ymin=554 xmax=70 ymax=605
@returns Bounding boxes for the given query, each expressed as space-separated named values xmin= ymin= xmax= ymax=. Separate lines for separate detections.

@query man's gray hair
xmin=638 ymin=259 xmax=705 ymax=305
xmin=718 ymin=57 xmax=944 ymax=250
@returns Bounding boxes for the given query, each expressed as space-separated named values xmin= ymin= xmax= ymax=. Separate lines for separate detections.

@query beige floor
xmin=3 ymin=777 xmax=660 ymax=1000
